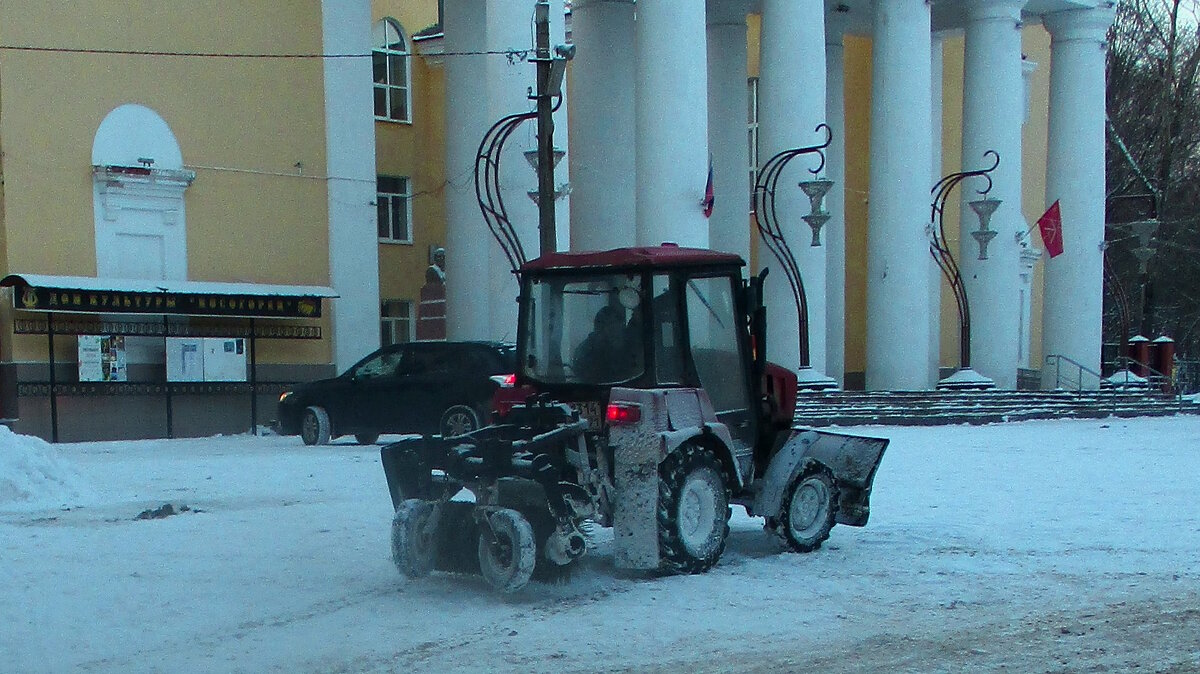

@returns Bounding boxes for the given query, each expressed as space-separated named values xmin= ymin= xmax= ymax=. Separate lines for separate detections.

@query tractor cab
xmin=515 ymin=246 xmax=761 ymax=453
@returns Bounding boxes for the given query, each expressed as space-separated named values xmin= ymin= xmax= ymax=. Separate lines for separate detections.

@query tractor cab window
xmin=684 ymin=274 xmax=753 ymax=428
xmin=651 ymin=274 xmax=686 ymax=384
xmin=522 ymin=273 xmax=645 ymax=385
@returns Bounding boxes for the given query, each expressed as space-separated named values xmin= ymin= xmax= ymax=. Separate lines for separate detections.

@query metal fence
xmin=1174 ymin=359 xmax=1200 ymax=395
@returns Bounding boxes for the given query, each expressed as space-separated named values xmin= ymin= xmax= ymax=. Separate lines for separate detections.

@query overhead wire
xmin=0 ymin=44 xmax=532 ymax=60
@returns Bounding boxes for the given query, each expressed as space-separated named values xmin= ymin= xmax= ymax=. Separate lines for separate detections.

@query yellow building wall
xmin=843 ymin=35 xmax=874 ymax=379
xmin=1022 ymin=27 xmax=1052 ymax=369
xmin=372 ymin=3 xmax=447 ymax=320
xmin=0 ymin=1 xmax=332 ymax=365
xmin=940 ymin=36 xmax=967 ymax=371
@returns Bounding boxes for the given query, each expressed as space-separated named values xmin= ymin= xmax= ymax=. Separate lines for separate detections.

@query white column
xmin=321 ymin=0 xmax=380 ymax=370
xmin=706 ymin=4 xmax=751 ymax=261
xmin=634 ymin=0 xmax=709 ymax=248
xmin=1019 ymin=247 xmax=1041 ymax=369
xmin=958 ymin=0 xmax=1027 ymax=389
xmin=1042 ymin=7 xmax=1115 ymax=389
xmin=824 ymin=14 xmax=847 ymax=385
xmin=569 ymin=0 xmax=636 ymax=252
xmin=443 ymin=0 xmax=492 ymax=341
xmin=929 ymin=33 xmax=945 ymax=386
xmin=487 ymin=0 xmax=539 ymax=341
xmin=758 ymin=0 xmax=828 ymax=377
xmin=865 ymin=0 xmax=935 ymax=390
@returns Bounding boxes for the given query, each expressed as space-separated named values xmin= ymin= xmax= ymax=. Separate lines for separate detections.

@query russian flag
xmin=701 ymin=158 xmax=714 ymax=218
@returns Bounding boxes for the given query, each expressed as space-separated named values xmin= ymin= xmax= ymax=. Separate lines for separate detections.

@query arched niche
xmin=91 ymin=104 xmax=194 ymax=282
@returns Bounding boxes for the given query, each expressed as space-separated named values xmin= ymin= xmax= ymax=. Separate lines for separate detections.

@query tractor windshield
xmin=520 ymin=273 xmax=645 ymax=385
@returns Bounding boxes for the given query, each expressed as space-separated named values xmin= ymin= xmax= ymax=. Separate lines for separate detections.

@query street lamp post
xmin=753 ymin=124 xmax=838 ymax=389
xmin=929 ymin=150 xmax=1001 ymax=389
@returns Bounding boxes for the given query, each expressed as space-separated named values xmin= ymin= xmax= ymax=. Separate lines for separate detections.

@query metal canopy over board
xmin=0 ymin=273 xmax=340 ymax=441
xmin=1 ymin=273 xmax=337 ymax=318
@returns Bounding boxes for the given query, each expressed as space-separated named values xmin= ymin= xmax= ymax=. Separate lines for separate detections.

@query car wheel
xmin=354 ymin=433 xmax=380 ymax=445
xmin=439 ymin=404 xmax=481 ymax=438
xmin=300 ymin=406 xmax=331 ymax=445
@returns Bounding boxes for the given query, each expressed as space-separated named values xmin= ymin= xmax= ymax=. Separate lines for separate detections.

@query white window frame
xmin=377 ymin=175 xmax=413 ymax=244
xmin=373 ymin=18 xmax=412 ymax=123
xmin=381 ymin=299 xmax=415 ymax=345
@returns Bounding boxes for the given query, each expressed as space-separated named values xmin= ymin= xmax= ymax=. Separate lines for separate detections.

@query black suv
xmin=277 ymin=341 xmax=515 ymax=445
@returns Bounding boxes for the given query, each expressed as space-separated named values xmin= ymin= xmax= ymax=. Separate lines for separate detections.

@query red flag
xmin=701 ymin=160 xmax=714 ymax=218
xmin=1037 ymin=200 xmax=1064 ymax=258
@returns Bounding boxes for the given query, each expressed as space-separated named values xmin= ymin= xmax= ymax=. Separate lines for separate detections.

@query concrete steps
xmin=792 ymin=389 xmax=1200 ymax=427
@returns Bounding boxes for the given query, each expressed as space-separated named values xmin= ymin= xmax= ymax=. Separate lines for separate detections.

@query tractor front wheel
xmin=477 ymin=508 xmax=537 ymax=593
xmin=778 ymin=468 xmax=839 ymax=553
xmin=657 ymin=443 xmax=730 ymax=574
xmin=391 ymin=499 xmax=437 ymax=578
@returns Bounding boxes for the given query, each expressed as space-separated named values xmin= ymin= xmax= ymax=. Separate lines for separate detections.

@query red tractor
xmin=381 ymin=245 xmax=887 ymax=592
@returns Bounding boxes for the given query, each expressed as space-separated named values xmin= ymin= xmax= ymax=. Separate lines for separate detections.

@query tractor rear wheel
xmin=657 ymin=443 xmax=730 ymax=574
xmin=778 ymin=468 xmax=838 ymax=553
xmin=391 ymin=499 xmax=437 ymax=578
xmin=477 ymin=508 xmax=537 ymax=593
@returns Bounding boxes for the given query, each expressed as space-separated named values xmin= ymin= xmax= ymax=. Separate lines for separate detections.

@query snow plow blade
xmin=756 ymin=428 xmax=888 ymax=527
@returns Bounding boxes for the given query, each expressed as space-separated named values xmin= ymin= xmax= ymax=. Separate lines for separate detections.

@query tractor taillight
xmin=605 ymin=402 xmax=642 ymax=426
xmin=490 ymin=373 xmax=517 ymax=388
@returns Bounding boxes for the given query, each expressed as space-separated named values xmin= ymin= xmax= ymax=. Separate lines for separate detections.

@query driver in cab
xmin=573 ymin=304 xmax=640 ymax=383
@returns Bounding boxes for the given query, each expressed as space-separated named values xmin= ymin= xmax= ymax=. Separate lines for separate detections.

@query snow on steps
xmin=792 ymin=389 xmax=1200 ymax=427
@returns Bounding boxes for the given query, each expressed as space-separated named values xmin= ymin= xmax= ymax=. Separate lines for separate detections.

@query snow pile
xmin=1103 ymin=369 xmax=1149 ymax=388
xmin=0 ymin=426 xmax=91 ymax=510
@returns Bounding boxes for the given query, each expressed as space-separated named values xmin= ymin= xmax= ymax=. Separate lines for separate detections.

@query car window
xmin=493 ymin=345 xmax=516 ymax=372
xmin=401 ymin=346 xmax=454 ymax=377
xmin=353 ymin=350 xmax=403 ymax=379
xmin=461 ymin=347 xmax=498 ymax=374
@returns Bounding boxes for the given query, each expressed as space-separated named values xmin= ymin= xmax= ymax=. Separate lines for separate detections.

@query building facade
xmin=0 ymin=0 xmax=1115 ymax=441
xmin=431 ymin=0 xmax=1114 ymax=392
xmin=0 ymin=1 xmax=445 ymax=440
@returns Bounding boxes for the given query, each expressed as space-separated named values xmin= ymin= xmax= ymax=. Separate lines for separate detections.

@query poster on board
xmin=166 ymin=338 xmax=205 ymax=382
xmin=202 ymin=338 xmax=247 ymax=382
xmin=78 ymin=335 xmax=128 ymax=382
xmin=165 ymin=337 xmax=246 ymax=382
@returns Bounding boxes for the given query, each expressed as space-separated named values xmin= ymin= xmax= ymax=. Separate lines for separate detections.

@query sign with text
xmin=16 ymin=286 xmax=322 ymax=318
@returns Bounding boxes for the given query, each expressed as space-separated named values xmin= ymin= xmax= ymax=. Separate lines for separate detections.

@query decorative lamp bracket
xmin=969 ymin=197 xmax=1002 ymax=260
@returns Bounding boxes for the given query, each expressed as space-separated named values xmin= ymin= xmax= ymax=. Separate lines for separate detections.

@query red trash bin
xmin=1128 ymin=335 xmax=1150 ymax=376
xmin=1153 ymin=336 xmax=1176 ymax=391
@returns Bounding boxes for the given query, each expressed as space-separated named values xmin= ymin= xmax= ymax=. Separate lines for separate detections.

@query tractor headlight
xmin=279 ymin=391 xmax=294 ymax=404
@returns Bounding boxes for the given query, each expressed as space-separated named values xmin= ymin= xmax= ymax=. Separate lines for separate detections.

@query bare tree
xmin=1105 ymin=0 xmax=1200 ymax=366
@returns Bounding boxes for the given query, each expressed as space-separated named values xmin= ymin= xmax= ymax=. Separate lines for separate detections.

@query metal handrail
xmin=1108 ymin=355 xmax=1182 ymax=402
xmin=1046 ymin=353 xmax=1184 ymax=407
xmin=1044 ymin=353 xmax=1104 ymax=393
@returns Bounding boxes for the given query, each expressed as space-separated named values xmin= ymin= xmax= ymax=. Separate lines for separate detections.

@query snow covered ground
xmin=3 ymin=417 xmax=1199 ymax=673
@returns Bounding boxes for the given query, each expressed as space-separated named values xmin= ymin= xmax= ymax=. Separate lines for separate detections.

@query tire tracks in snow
xmin=72 ymin=585 xmax=398 ymax=673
